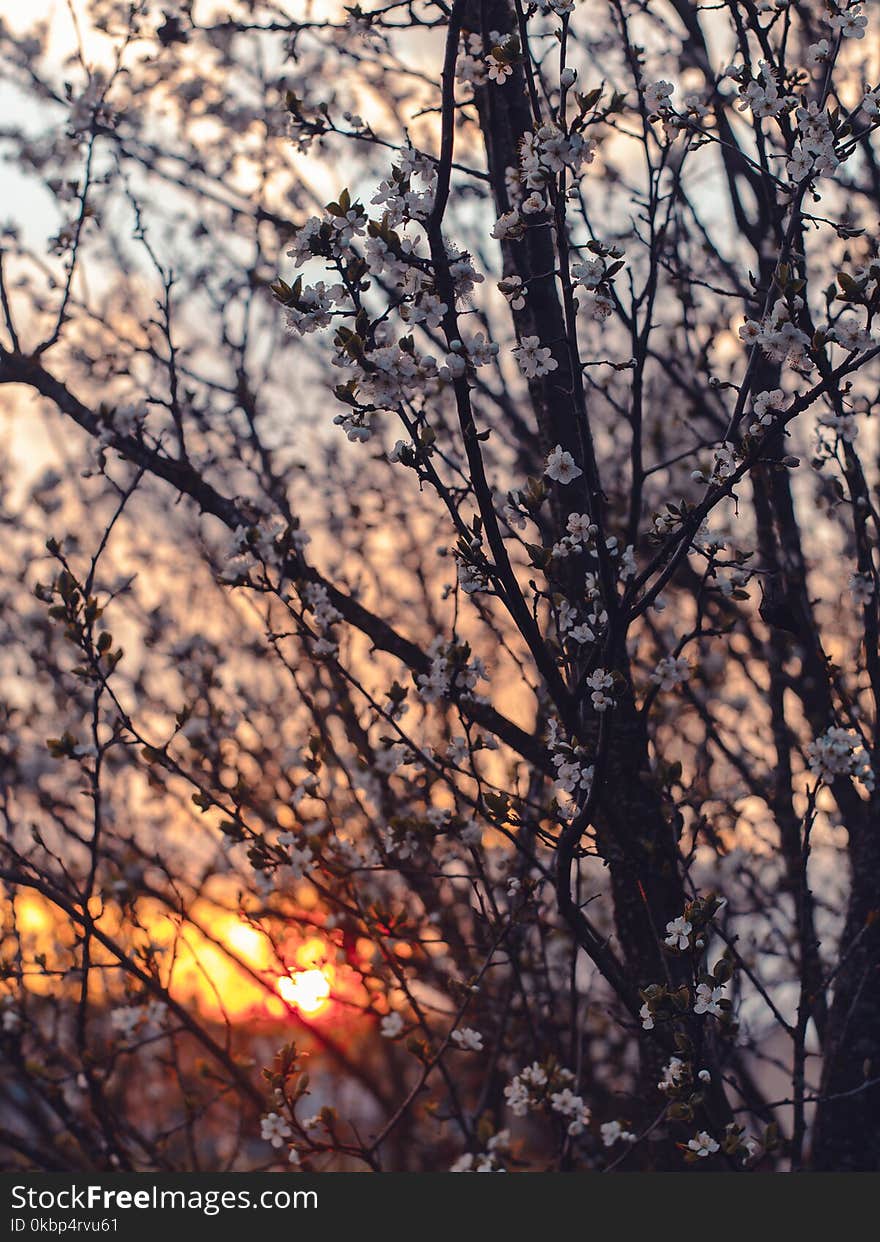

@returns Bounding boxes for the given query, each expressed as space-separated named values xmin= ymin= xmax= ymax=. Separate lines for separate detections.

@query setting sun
xmin=277 ymin=969 xmax=332 ymax=1016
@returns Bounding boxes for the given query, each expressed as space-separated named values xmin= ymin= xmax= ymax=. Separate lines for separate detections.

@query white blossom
xmin=601 ymin=1120 xmax=637 ymax=1146
xmin=380 ymin=1011 xmax=404 ymax=1038
xmin=658 ymin=1056 xmax=686 ymax=1092
xmin=260 ymin=1112 xmax=292 ymax=1148
xmin=514 ymin=336 xmax=558 ymax=379
xmin=694 ymin=982 xmax=726 ymax=1017
xmin=664 ymin=916 xmax=693 ymax=950
xmin=806 ymin=40 xmax=831 ymax=66
xmin=487 ymin=55 xmax=513 ymax=85
xmin=644 ymin=80 xmax=674 ymax=115
xmin=806 ymin=726 xmax=875 ymax=791
xmin=652 ymin=657 xmax=690 ymax=692
xmin=688 ymin=1131 xmax=720 ymax=1158
xmin=828 ymin=6 xmax=868 ymax=38
xmin=451 ymin=1026 xmax=484 ymax=1051
xmin=585 ymin=667 xmax=614 ymax=712
xmin=544 ymin=444 xmax=582 ymax=484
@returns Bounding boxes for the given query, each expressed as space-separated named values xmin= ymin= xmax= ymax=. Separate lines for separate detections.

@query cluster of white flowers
xmin=787 ymin=101 xmax=841 ymax=182
xmin=555 ymin=583 xmax=608 ymax=657
xmin=283 ymin=280 xmax=346 ymax=335
xmin=96 ymin=404 xmax=145 ymax=450
xmin=539 ymin=0 xmax=575 ymax=14
xmin=737 ymin=61 xmax=796 ymax=120
xmin=282 ymin=147 xmax=494 ymax=444
xmin=502 ymin=489 xmax=531 ymax=532
xmin=287 ymin=209 xmax=359 ymax=271
xmin=520 ymin=122 xmax=595 ymax=189
xmin=651 ymin=656 xmax=690 ymax=693
xmin=585 ymin=667 xmax=615 ymax=712
xmin=276 ymin=830 xmax=314 ymax=879
xmin=806 ymin=725 xmax=875 ymax=791
xmin=549 ymin=1086 xmax=592 ymax=1136
xmin=388 ymin=143 xmax=446 ymax=221
xmin=503 ymin=1062 xmax=591 ymax=1136
xmin=658 ymin=1056 xmax=687 ymax=1092
xmin=643 ymin=79 xmax=675 ymax=116
xmin=301 ymin=582 xmax=342 ymax=657
xmin=457 ymin=31 xmax=491 ymax=87
xmin=513 ymin=335 xmax=558 ymax=379
xmin=456 ymin=30 xmax=518 ymax=89
xmin=618 ymin=543 xmax=637 ymax=581
xmin=572 ymin=257 xmax=604 ymax=291
xmin=491 ymin=208 xmax=525 ymax=242
xmin=547 ymin=718 xmax=594 ymax=807
xmin=504 ymin=1061 xmax=549 ymax=1115
xmin=831 ymin=317 xmax=875 ymax=353
xmin=651 ymin=507 xmax=684 ymax=538
xmin=738 ymin=299 xmax=811 ymax=369
xmin=416 ymin=638 xmax=487 ymax=705
xmin=717 ymin=563 xmax=752 ymax=599
xmin=334 ymin=339 xmax=444 ymax=440
xmin=110 ymin=999 xmax=168 ymax=1040
xmin=600 ymin=1119 xmax=637 ymax=1147
xmin=68 ymin=69 xmax=117 ymax=139
xmin=449 ymin=1130 xmax=510 ymax=1173
xmin=816 ymin=405 xmax=860 ymax=444
xmin=570 ymin=250 xmax=621 ymax=320
xmin=443 ymin=332 xmax=499 ymax=380
xmin=692 ymin=441 xmax=738 ymax=487
xmin=550 ymin=512 xmax=596 ymax=561
xmin=373 ymin=741 xmax=412 ymax=775
xmin=455 ymin=538 xmax=491 ymax=596
xmin=642 ymin=79 xmax=714 ymax=138
xmin=749 ymin=388 xmax=787 ymax=435
xmin=552 ymin=524 xmax=635 ymax=587
xmin=221 ymin=516 xmax=290 ymax=581
xmin=377 ymin=818 xmax=418 ymax=862
xmin=553 ymin=749 xmax=593 ymax=800
xmin=585 ymin=289 xmax=616 ymax=321
xmin=491 ymin=120 xmax=595 ymax=236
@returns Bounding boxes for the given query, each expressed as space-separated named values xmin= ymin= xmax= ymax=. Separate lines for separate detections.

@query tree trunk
xmin=812 ymin=809 xmax=880 ymax=1170
xmin=465 ymin=0 xmax=687 ymax=982
xmin=463 ymin=14 xmax=708 ymax=1153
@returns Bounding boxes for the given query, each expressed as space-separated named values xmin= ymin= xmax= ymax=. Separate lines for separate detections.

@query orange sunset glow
xmin=277 ymin=969 xmax=331 ymax=1015
xmin=3 ymin=891 xmax=341 ymax=1025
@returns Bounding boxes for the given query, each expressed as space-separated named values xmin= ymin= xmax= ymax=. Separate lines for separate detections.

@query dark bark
xmin=740 ymin=206 xmax=880 ymax=1165
xmin=812 ymin=814 xmax=880 ymax=1171
xmin=464 ymin=11 xmax=698 ymax=1137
